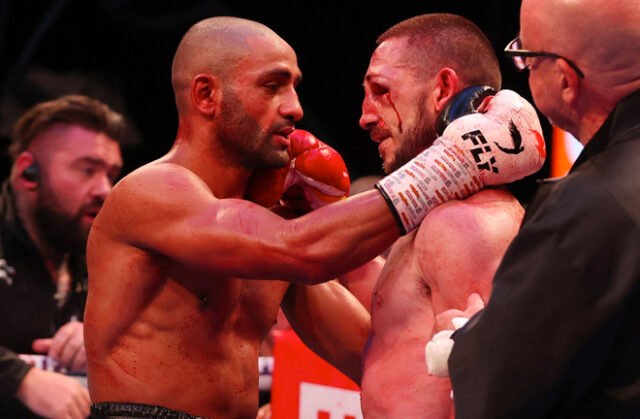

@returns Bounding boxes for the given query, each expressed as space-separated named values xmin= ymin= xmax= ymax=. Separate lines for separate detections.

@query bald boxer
xmin=354 ymin=14 xmax=541 ymax=418
xmin=84 ymin=16 xmax=544 ymax=419
xmin=449 ymin=0 xmax=640 ymax=417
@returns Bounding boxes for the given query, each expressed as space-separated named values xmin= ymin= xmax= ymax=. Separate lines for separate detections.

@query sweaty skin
xmin=361 ymin=188 xmax=524 ymax=418
xmin=84 ymin=160 xmax=373 ymax=419
xmin=84 ymin=17 xmax=395 ymax=419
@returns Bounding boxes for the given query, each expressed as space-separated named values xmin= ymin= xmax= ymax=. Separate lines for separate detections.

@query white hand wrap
xmin=425 ymin=317 xmax=469 ymax=378
xmin=376 ymin=89 xmax=546 ymax=234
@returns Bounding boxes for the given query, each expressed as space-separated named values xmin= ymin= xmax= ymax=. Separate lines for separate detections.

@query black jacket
xmin=0 ymin=181 xmax=88 ymax=417
xmin=450 ymin=89 xmax=640 ymax=418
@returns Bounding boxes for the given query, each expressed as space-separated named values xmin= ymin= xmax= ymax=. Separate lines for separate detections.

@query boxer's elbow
xmin=281 ymin=253 xmax=334 ymax=285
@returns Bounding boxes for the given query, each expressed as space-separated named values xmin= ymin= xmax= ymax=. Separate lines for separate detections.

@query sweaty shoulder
xmin=418 ymin=187 xmax=523 ymax=243
xmin=117 ymin=162 xmax=211 ymax=199
xmin=93 ymin=162 xmax=213 ymax=240
xmin=414 ymin=188 xmax=524 ymax=309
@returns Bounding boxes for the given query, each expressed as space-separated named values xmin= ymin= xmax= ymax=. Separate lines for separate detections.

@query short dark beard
xmin=218 ymin=87 xmax=289 ymax=170
xmin=34 ymin=182 xmax=90 ymax=255
xmin=384 ymin=94 xmax=438 ymax=174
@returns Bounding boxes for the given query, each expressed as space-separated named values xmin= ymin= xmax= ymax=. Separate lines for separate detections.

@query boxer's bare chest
xmin=372 ymin=232 xmax=434 ymax=330
xmin=361 ymin=230 xmax=451 ymax=418
xmin=163 ymin=268 xmax=290 ymax=338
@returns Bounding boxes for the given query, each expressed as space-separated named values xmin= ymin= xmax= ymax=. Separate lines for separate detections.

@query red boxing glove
xmin=246 ymin=130 xmax=350 ymax=211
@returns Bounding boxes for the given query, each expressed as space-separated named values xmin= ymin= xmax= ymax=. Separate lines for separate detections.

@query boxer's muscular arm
xmin=103 ymin=163 xmax=398 ymax=285
xmin=415 ymin=188 xmax=523 ymax=317
xmin=280 ymin=280 xmax=370 ymax=384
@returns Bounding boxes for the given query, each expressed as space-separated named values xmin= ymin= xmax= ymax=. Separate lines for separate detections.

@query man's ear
xmin=190 ymin=73 xmax=222 ymax=119
xmin=14 ymin=151 xmax=39 ymax=189
xmin=433 ymin=67 xmax=460 ymax=113
xmin=557 ymin=59 xmax=580 ymax=105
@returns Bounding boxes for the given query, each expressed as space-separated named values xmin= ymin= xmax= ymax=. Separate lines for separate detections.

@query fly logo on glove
xmin=463 ymin=130 xmax=499 ymax=173
xmin=495 ymin=121 xmax=526 ymax=154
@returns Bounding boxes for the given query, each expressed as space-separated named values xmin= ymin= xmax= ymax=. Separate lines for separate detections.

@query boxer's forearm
xmin=279 ymin=190 xmax=399 ymax=284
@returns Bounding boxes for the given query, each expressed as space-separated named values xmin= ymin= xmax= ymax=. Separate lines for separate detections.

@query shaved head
xmin=376 ymin=13 xmax=502 ymax=90
xmin=168 ymin=16 xmax=303 ymax=170
xmin=171 ymin=17 xmax=289 ymax=115
xmin=521 ymin=0 xmax=640 ymax=94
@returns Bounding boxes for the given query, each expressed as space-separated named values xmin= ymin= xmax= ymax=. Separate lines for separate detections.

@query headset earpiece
xmin=22 ymin=161 xmax=40 ymax=182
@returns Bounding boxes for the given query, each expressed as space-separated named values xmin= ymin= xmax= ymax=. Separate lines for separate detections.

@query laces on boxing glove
xmin=245 ymin=130 xmax=350 ymax=212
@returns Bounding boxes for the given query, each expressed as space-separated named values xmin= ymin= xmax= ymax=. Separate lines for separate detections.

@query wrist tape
xmin=376 ymin=137 xmax=481 ymax=234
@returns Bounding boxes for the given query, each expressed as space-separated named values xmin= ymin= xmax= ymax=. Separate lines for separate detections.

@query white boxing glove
xmin=376 ymin=89 xmax=546 ymax=234
xmin=425 ymin=317 xmax=469 ymax=378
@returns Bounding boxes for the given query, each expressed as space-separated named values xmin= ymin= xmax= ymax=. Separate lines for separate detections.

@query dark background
xmin=0 ymin=0 xmax=549 ymax=204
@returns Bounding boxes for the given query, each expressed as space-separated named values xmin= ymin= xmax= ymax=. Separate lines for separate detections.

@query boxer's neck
xmin=164 ymin=140 xmax=251 ymax=200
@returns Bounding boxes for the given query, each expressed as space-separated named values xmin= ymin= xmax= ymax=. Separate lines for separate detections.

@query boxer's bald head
xmin=171 ymin=17 xmax=288 ymax=115
xmin=520 ymin=0 xmax=640 ymax=140
xmin=377 ymin=13 xmax=502 ymax=90
xmin=170 ymin=16 xmax=303 ymax=170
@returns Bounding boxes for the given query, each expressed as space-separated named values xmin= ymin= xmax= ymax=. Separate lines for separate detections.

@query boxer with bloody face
xmin=355 ymin=14 xmax=532 ymax=418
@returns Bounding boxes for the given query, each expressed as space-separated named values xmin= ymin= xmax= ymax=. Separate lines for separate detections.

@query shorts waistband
xmin=91 ymin=402 xmax=206 ymax=419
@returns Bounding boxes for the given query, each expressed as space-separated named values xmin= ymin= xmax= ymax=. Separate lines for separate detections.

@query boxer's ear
xmin=191 ymin=73 xmax=222 ymax=119
xmin=433 ymin=67 xmax=460 ymax=113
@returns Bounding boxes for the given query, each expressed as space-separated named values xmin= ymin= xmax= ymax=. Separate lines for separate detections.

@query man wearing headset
xmin=0 ymin=95 xmax=124 ymax=418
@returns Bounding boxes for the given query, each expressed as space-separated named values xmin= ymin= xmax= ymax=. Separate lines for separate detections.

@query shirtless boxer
xmin=356 ymin=14 xmax=538 ymax=418
xmin=84 ymin=16 xmax=544 ymax=419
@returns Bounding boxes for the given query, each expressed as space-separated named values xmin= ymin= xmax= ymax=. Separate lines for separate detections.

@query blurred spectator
xmin=0 ymin=95 xmax=125 ymax=418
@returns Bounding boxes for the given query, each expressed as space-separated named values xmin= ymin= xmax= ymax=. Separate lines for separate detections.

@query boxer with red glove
xmin=246 ymin=129 xmax=350 ymax=212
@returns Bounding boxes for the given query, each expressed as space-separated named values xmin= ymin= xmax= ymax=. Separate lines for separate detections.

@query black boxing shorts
xmin=91 ymin=402 xmax=206 ymax=419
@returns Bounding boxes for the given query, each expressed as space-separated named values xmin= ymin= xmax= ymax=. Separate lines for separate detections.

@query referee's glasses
xmin=505 ymin=36 xmax=585 ymax=79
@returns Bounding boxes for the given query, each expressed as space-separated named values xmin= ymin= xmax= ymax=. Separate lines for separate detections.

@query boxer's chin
xmin=377 ymin=138 xmax=400 ymax=174
xmin=261 ymin=149 xmax=290 ymax=170
xmin=245 ymin=145 xmax=287 ymax=171
xmin=382 ymin=154 xmax=402 ymax=175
